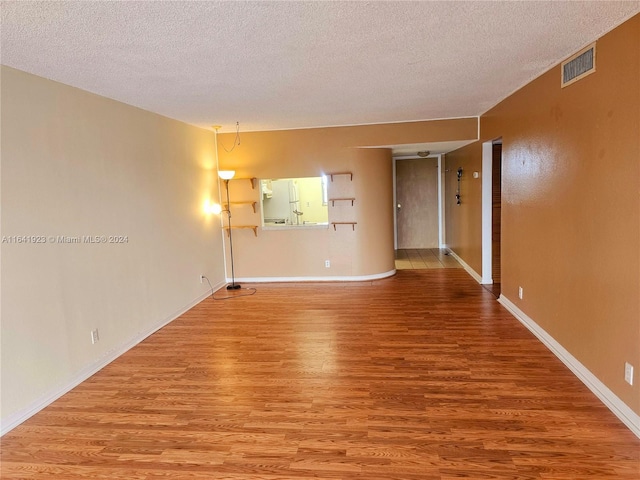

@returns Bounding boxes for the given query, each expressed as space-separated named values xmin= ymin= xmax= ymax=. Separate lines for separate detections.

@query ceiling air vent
xmin=561 ymin=42 xmax=596 ymax=88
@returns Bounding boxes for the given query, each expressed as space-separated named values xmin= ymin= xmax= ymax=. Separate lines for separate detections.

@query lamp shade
xmin=218 ymin=170 xmax=235 ymax=180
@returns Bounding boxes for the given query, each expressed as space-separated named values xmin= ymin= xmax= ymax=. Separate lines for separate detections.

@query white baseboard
xmin=234 ymin=269 xmax=397 ymax=283
xmin=498 ymin=294 xmax=640 ymax=439
xmin=0 ymin=284 xmax=224 ymax=436
xmin=444 ymin=248 xmax=483 ymax=284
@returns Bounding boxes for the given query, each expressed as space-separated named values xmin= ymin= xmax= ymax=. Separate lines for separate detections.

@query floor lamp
xmin=219 ymin=170 xmax=241 ymax=290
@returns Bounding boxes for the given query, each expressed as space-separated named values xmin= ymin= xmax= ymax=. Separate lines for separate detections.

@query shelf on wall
xmin=223 ymin=201 xmax=257 ymax=213
xmin=326 ymin=171 xmax=353 ymax=181
xmin=224 ymin=225 xmax=258 ymax=237
xmin=331 ymin=222 xmax=357 ymax=231
xmin=328 ymin=197 xmax=355 ymax=206
xmin=222 ymin=177 xmax=256 ymax=189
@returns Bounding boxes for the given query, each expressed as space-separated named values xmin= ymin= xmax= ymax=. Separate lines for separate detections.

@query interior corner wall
xmin=0 ymin=66 xmax=225 ymax=431
xmin=445 ymin=15 xmax=640 ymax=416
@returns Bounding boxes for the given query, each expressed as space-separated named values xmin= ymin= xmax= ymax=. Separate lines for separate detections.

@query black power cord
xmin=201 ymin=275 xmax=257 ymax=301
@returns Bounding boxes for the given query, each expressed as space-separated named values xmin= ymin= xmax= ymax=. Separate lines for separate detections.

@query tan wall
xmin=217 ymin=119 xmax=477 ymax=279
xmin=444 ymin=144 xmax=483 ymax=273
xmin=217 ymin=118 xmax=477 ymax=179
xmin=446 ymin=15 xmax=640 ymax=414
xmin=0 ymin=67 xmax=224 ymax=425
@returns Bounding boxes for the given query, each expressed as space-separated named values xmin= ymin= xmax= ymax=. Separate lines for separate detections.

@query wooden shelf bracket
xmin=223 ymin=201 xmax=257 ymax=213
xmin=224 ymin=225 xmax=258 ymax=237
xmin=328 ymin=197 xmax=355 ymax=206
xmin=327 ymin=172 xmax=353 ymax=182
xmin=224 ymin=177 xmax=256 ymax=189
xmin=331 ymin=222 xmax=357 ymax=231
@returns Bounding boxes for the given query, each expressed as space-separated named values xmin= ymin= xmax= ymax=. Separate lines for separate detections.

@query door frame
xmin=393 ymin=154 xmax=445 ymax=250
xmin=481 ymin=139 xmax=502 ymax=285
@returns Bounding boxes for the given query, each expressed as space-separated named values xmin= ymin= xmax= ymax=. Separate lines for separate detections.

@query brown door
xmin=396 ymin=158 xmax=439 ymax=248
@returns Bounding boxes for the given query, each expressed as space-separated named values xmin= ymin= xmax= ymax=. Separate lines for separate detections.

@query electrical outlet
xmin=325 ymin=260 xmax=330 ymax=268
xmin=625 ymin=362 xmax=634 ymax=386
xmin=91 ymin=329 xmax=99 ymax=345
xmin=518 ymin=286 xmax=523 ymax=300
xmin=200 ymin=275 xmax=205 ymax=284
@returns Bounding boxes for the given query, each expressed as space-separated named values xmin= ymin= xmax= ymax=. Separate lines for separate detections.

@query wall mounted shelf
xmin=224 ymin=177 xmax=256 ymax=189
xmin=223 ymin=201 xmax=257 ymax=213
xmin=224 ymin=225 xmax=258 ymax=237
xmin=326 ymin=172 xmax=353 ymax=181
xmin=331 ymin=222 xmax=357 ymax=231
xmin=328 ymin=197 xmax=355 ymax=206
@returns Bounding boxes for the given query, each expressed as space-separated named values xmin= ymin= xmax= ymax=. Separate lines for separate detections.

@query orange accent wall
xmin=216 ymin=118 xmax=477 ymax=279
xmin=447 ymin=15 xmax=640 ymax=414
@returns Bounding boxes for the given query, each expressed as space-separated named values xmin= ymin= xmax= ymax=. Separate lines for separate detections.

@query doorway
xmin=481 ymin=139 xmax=502 ymax=297
xmin=395 ymin=157 xmax=439 ymax=249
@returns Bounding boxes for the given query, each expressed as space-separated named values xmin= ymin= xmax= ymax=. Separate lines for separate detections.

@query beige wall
xmin=0 ymin=67 xmax=225 ymax=427
xmin=217 ymin=118 xmax=477 ymax=179
xmin=217 ymin=119 xmax=477 ymax=279
xmin=445 ymin=16 xmax=640 ymax=414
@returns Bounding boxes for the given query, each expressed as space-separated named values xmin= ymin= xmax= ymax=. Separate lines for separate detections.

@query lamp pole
xmin=223 ymin=178 xmax=241 ymax=290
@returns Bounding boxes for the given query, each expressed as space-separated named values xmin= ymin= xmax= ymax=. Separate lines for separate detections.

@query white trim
xmin=437 ymin=154 xmax=445 ymax=248
xmin=392 ymin=157 xmax=398 ymax=250
xmin=235 ymin=269 xmax=396 ymax=284
xmin=445 ymin=248 xmax=483 ymax=284
xmin=0 ymin=285 xmax=225 ymax=437
xmin=261 ymin=224 xmax=329 ymax=231
xmin=498 ymin=294 xmax=640 ymax=439
xmin=392 ymin=154 xmax=438 ymax=160
xmin=481 ymin=141 xmax=493 ymax=284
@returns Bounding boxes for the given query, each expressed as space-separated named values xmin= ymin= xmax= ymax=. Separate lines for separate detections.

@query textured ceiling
xmin=2 ymin=1 xmax=639 ymax=134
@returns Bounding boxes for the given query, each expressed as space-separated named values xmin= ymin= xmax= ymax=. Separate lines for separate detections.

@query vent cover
xmin=561 ymin=43 xmax=596 ymax=87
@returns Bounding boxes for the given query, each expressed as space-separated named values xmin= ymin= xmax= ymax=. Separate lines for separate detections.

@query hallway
xmin=395 ymin=248 xmax=461 ymax=270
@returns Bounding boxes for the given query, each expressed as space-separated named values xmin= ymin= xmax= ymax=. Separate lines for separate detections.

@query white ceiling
xmin=2 ymin=1 xmax=639 ymax=139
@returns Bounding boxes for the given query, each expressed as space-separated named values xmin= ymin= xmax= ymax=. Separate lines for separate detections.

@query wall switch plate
xmin=325 ymin=260 xmax=330 ymax=268
xmin=625 ymin=362 xmax=634 ymax=385
xmin=518 ymin=287 xmax=523 ymax=299
xmin=91 ymin=329 xmax=99 ymax=345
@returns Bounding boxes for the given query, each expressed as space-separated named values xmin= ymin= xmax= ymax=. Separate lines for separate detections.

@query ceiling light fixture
xmin=417 ymin=151 xmax=430 ymax=157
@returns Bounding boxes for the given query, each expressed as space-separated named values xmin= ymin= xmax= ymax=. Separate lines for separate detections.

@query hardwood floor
xmin=395 ymin=248 xmax=461 ymax=270
xmin=482 ymin=282 xmax=502 ymax=299
xmin=2 ymin=270 xmax=638 ymax=479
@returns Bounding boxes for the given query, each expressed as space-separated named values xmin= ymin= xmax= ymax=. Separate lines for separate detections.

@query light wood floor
xmin=2 ymin=270 xmax=638 ymax=479
xmin=395 ymin=248 xmax=461 ymax=270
